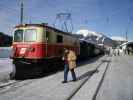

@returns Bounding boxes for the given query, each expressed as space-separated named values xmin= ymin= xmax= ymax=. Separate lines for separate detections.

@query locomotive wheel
xmin=10 ymin=61 xmax=45 ymax=79
xmin=14 ymin=63 xmax=44 ymax=79
xmin=14 ymin=62 xmax=25 ymax=79
xmin=46 ymin=58 xmax=64 ymax=72
xmin=11 ymin=58 xmax=64 ymax=79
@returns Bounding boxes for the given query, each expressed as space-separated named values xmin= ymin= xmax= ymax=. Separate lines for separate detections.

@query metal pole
xmin=20 ymin=1 xmax=23 ymax=24
xmin=126 ymin=31 xmax=128 ymax=42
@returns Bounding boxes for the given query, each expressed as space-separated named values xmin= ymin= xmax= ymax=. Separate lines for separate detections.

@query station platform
xmin=0 ymin=56 xmax=110 ymax=100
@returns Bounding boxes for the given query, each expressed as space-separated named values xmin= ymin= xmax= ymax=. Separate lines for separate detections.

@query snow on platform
xmin=0 ymin=56 xmax=107 ymax=100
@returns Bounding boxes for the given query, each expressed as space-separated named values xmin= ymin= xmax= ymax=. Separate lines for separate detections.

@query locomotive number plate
xmin=20 ymin=48 xmax=27 ymax=54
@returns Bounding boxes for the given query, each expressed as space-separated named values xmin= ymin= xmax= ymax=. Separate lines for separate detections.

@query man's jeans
xmin=64 ymin=64 xmax=76 ymax=81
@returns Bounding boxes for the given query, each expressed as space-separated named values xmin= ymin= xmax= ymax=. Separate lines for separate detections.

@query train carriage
xmin=78 ymin=39 xmax=104 ymax=60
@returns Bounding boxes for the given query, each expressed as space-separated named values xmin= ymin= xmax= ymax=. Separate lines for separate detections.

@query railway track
xmin=92 ymin=57 xmax=111 ymax=100
xmin=0 ymin=79 xmax=35 ymax=94
xmin=68 ymin=56 xmax=111 ymax=100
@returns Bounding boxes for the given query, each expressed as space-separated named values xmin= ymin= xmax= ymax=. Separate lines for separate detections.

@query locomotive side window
xmin=46 ymin=30 xmax=50 ymax=42
xmin=14 ymin=29 xmax=23 ymax=42
xmin=24 ymin=29 xmax=37 ymax=42
xmin=56 ymin=35 xmax=63 ymax=43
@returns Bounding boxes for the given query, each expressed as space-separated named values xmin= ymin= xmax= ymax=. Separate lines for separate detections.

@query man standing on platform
xmin=62 ymin=49 xmax=77 ymax=83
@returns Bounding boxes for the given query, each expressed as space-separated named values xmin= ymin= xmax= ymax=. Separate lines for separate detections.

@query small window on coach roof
xmin=14 ymin=29 xmax=23 ymax=42
xmin=56 ymin=35 xmax=63 ymax=43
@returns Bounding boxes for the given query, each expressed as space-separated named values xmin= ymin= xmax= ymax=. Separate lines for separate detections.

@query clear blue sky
xmin=0 ymin=0 xmax=133 ymax=40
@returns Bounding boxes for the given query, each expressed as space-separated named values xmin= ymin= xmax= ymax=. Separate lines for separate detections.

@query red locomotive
xmin=10 ymin=23 xmax=104 ymax=78
xmin=10 ymin=23 xmax=80 ymax=78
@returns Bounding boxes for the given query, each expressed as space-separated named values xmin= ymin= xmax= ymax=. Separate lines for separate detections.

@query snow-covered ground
xmin=0 ymin=56 xmax=107 ymax=100
xmin=0 ymin=47 xmax=11 ymax=58
xmin=0 ymin=47 xmax=12 ymax=83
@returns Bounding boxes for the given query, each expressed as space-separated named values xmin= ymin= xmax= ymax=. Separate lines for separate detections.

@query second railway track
xmin=68 ymin=56 xmax=111 ymax=100
xmin=0 ymin=79 xmax=35 ymax=94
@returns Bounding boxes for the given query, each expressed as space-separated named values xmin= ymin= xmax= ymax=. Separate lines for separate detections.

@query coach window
xmin=57 ymin=35 xmax=63 ymax=43
xmin=74 ymin=40 xmax=77 ymax=45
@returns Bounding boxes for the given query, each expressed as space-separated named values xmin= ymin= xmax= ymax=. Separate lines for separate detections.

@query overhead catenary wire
xmin=0 ymin=0 xmax=133 ymax=33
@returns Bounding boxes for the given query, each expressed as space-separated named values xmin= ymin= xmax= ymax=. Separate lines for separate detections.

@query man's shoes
xmin=72 ymin=79 xmax=77 ymax=82
xmin=62 ymin=81 xmax=67 ymax=83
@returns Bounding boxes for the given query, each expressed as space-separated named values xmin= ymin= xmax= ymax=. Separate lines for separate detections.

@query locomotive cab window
xmin=24 ymin=29 xmax=37 ymax=42
xmin=56 ymin=35 xmax=63 ymax=43
xmin=14 ymin=29 xmax=23 ymax=42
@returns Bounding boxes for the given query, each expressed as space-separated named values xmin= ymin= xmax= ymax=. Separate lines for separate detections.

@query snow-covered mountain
xmin=76 ymin=29 xmax=115 ymax=47
xmin=76 ymin=29 xmax=103 ymax=37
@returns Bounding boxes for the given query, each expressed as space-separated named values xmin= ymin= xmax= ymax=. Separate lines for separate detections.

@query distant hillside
xmin=0 ymin=32 xmax=12 ymax=47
